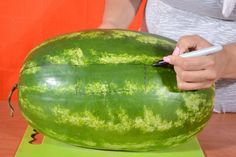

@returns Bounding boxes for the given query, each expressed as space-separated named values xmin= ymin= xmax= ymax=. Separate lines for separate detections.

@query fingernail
xmin=163 ymin=56 xmax=170 ymax=63
xmin=172 ymin=47 xmax=180 ymax=56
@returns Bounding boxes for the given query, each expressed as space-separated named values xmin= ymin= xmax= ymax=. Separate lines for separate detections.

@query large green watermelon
xmin=18 ymin=29 xmax=214 ymax=151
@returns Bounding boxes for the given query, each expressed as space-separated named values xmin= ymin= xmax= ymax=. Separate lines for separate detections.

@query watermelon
xmin=18 ymin=29 xmax=214 ymax=151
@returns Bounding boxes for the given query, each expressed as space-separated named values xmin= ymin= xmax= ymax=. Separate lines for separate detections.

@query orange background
xmin=0 ymin=0 xmax=146 ymax=100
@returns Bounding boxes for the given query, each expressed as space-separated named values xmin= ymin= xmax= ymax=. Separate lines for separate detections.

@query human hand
xmin=163 ymin=35 xmax=228 ymax=90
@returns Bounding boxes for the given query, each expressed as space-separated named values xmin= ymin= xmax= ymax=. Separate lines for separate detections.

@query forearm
xmin=221 ymin=42 xmax=236 ymax=79
xmin=100 ymin=0 xmax=141 ymax=29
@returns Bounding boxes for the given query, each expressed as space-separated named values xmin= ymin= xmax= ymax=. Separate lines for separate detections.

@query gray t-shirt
xmin=160 ymin=0 xmax=236 ymax=20
xmin=145 ymin=0 xmax=236 ymax=112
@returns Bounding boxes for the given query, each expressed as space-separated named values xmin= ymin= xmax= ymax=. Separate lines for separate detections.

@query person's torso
xmin=145 ymin=0 xmax=236 ymax=113
xmin=145 ymin=0 xmax=236 ymax=44
xmin=161 ymin=0 xmax=236 ymax=20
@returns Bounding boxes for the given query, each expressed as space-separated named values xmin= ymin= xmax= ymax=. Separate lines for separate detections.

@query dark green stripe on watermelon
xmin=18 ymin=29 xmax=214 ymax=151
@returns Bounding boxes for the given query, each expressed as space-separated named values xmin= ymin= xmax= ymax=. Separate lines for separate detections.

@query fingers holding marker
xmin=164 ymin=55 xmax=217 ymax=89
xmin=164 ymin=55 xmax=215 ymax=71
xmin=174 ymin=66 xmax=217 ymax=82
xmin=161 ymin=35 xmax=217 ymax=90
xmin=176 ymin=76 xmax=214 ymax=90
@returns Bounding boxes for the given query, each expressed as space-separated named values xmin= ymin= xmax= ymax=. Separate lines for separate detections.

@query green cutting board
xmin=15 ymin=126 xmax=205 ymax=157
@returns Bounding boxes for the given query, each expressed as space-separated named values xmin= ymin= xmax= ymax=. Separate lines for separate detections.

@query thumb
xmin=176 ymin=36 xmax=198 ymax=54
xmin=176 ymin=35 xmax=212 ymax=55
